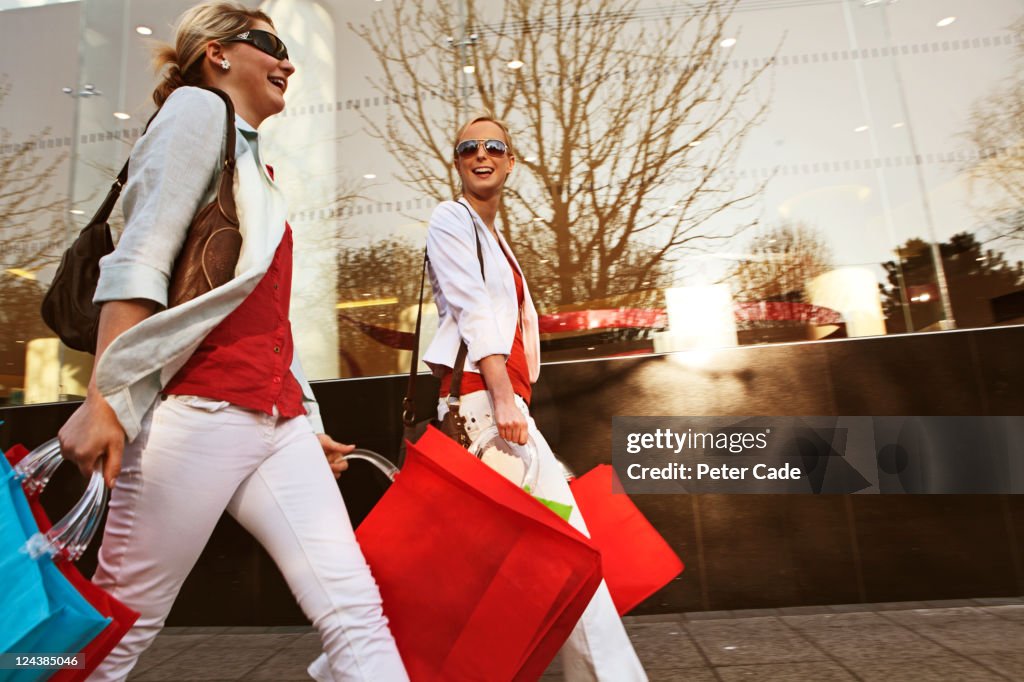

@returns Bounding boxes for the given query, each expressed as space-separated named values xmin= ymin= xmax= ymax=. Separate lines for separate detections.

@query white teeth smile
xmin=473 ymin=168 xmax=493 ymax=175
xmin=268 ymin=77 xmax=286 ymax=90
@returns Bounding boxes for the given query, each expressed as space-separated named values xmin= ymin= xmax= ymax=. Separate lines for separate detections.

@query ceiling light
xmin=463 ymin=64 xmax=476 ymax=74
xmin=507 ymin=60 xmax=524 ymax=70
xmin=936 ymin=16 xmax=956 ymax=27
xmin=524 ymin=155 xmax=537 ymax=163
xmin=892 ymin=122 xmax=905 ymax=128
xmin=854 ymin=125 xmax=869 ymax=133
xmin=135 ymin=25 xmax=153 ymax=36
xmin=720 ymin=38 xmax=737 ymax=48
xmin=363 ymin=173 xmax=377 ymax=179
xmin=113 ymin=112 xmax=130 ymax=120
xmin=688 ymin=140 xmax=701 ymax=147
xmin=69 ymin=209 xmax=85 ymax=215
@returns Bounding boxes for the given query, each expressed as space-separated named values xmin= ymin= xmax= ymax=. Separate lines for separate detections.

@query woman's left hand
xmin=318 ymin=434 xmax=355 ymax=479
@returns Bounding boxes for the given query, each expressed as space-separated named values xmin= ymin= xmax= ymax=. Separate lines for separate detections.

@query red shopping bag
xmin=6 ymin=444 xmax=140 ymax=682
xmin=570 ymin=464 xmax=684 ymax=615
xmin=356 ymin=426 xmax=602 ymax=682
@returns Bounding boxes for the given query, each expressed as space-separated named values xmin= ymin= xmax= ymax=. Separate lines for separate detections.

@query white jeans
xmin=88 ymin=395 xmax=409 ymax=682
xmin=441 ymin=390 xmax=647 ymax=682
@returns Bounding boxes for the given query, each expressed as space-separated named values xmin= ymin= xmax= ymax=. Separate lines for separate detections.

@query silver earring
xmin=220 ymin=58 xmax=230 ymax=70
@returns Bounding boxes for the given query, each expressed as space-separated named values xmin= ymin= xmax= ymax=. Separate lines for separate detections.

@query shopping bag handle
xmin=344 ymin=449 xmax=399 ymax=482
xmin=468 ymin=426 xmax=541 ymax=492
xmin=13 ymin=436 xmax=64 ymax=496
xmin=14 ymin=437 xmax=109 ymax=563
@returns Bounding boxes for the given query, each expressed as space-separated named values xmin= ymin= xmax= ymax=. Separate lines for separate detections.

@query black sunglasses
xmin=222 ymin=29 xmax=289 ymax=61
xmin=455 ymin=139 xmax=509 ymax=159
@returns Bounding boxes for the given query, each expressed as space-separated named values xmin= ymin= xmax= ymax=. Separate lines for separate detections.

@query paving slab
xmin=124 ymin=599 xmax=1022 ymax=680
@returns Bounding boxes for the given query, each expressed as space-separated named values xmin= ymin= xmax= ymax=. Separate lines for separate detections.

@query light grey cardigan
xmin=93 ymin=87 xmax=323 ymax=441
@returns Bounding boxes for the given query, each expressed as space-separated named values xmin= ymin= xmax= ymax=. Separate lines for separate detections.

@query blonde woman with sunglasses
xmin=56 ymin=3 xmax=408 ymax=680
xmin=424 ymin=115 xmax=648 ymax=681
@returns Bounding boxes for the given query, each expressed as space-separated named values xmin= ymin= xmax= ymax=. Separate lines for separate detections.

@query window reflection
xmin=0 ymin=0 xmax=1020 ymax=403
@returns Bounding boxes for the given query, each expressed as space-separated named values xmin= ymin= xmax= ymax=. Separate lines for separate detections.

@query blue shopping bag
xmin=0 ymin=451 xmax=109 ymax=682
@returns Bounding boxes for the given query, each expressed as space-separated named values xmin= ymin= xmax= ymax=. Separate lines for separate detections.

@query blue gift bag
xmin=0 ymin=453 xmax=109 ymax=682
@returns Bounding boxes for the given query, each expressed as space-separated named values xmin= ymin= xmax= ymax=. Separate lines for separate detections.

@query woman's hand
xmin=492 ymin=393 xmax=528 ymax=445
xmin=477 ymin=354 xmax=529 ymax=445
xmin=318 ymin=434 xmax=355 ymax=479
xmin=58 ymin=388 xmax=126 ymax=489
xmin=58 ymin=299 xmax=155 ymax=490
xmin=56 ymin=301 xmax=155 ymax=485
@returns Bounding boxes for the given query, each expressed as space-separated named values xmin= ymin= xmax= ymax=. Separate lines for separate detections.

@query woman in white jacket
xmin=55 ymin=3 xmax=407 ymax=680
xmin=422 ymin=115 xmax=648 ymax=681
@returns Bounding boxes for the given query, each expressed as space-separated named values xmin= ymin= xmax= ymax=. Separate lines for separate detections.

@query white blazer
xmin=423 ymin=198 xmax=540 ymax=384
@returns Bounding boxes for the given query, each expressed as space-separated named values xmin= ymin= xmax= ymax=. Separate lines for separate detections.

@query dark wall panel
xmin=824 ymin=332 xmax=985 ymax=415
xmin=972 ymin=328 xmax=1024 ymax=416
xmin=850 ymin=496 xmax=1020 ymax=602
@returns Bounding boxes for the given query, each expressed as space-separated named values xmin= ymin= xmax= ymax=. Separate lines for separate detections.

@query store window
xmin=1 ymin=0 xmax=1021 ymax=405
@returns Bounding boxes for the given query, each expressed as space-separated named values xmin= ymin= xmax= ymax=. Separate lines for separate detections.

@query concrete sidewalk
xmin=126 ymin=598 xmax=1024 ymax=681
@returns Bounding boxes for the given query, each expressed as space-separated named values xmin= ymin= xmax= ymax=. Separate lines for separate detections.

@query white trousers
xmin=441 ymin=390 xmax=647 ymax=682
xmin=88 ymin=395 xmax=409 ymax=682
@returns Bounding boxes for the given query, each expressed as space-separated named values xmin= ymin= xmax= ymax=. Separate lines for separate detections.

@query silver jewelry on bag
xmin=220 ymin=58 xmax=231 ymax=70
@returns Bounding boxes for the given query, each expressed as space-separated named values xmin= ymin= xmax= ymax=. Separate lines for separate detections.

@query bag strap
xmin=83 ymin=86 xmax=238 ymax=232
xmin=204 ymin=87 xmax=239 ymax=225
xmin=402 ymin=251 xmax=430 ymax=426
xmin=403 ymin=201 xmax=485 ymax=426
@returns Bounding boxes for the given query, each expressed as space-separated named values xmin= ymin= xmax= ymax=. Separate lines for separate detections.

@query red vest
xmin=164 ymin=224 xmax=306 ymax=417
xmin=441 ymin=249 xmax=532 ymax=405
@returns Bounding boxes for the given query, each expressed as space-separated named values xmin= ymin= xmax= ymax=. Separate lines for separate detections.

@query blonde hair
xmin=151 ymin=2 xmax=274 ymax=107
xmin=453 ymin=113 xmax=515 ymax=160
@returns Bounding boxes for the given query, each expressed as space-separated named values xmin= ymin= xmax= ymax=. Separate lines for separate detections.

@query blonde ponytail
xmin=149 ymin=1 xmax=273 ymax=107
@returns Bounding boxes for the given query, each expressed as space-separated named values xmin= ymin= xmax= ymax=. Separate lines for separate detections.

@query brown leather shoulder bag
xmin=40 ymin=86 xmax=241 ymax=354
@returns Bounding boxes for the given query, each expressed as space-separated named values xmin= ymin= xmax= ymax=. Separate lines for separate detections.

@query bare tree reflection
xmin=964 ymin=18 xmax=1024 ymax=245
xmin=0 ymin=77 xmax=68 ymax=273
xmin=335 ymin=236 xmax=425 ymax=377
xmin=0 ymin=76 xmax=71 ymax=403
xmin=353 ymin=0 xmax=773 ymax=309
xmin=728 ymin=223 xmax=834 ymax=304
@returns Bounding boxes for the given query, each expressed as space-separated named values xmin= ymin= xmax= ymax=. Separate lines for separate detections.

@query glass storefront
xmin=1 ymin=0 xmax=1022 ymax=405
